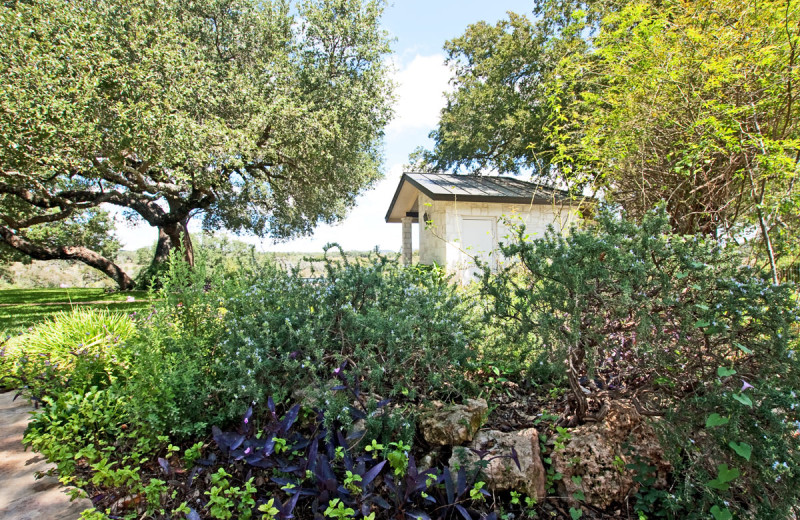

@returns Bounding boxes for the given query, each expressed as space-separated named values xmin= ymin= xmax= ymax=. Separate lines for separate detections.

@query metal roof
xmin=385 ymin=172 xmax=571 ymax=223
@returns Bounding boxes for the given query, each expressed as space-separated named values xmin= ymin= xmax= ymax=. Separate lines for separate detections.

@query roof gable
xmin=385 ymin=172 xmax=571 ymax=223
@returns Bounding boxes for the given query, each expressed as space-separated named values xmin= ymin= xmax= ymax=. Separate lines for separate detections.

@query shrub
xmin=123 ymin=245 xmax=479 ymax=440
xmin=214 ymin=245 xmax=479 ymax=430
xmin=483 ymin=208 xmax=800 ymax=519
xmin=0 ymin=308 xmax=136 ymax=400
xmin=122 ymin=249 xmax=236 ymax=438
xmin=463 ymin=279 xmax=564 ymax=388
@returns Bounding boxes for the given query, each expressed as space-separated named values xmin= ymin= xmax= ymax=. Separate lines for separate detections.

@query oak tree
xmin=0 ymin=0 xmax=394 ymax=289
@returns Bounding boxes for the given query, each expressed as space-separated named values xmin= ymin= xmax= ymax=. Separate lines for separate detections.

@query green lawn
xmin=0 ymin=288 xmax=152 ymax=333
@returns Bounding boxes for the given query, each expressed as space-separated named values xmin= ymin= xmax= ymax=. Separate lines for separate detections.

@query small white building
xmin=385 ymin=173 xmax=578 ymax=280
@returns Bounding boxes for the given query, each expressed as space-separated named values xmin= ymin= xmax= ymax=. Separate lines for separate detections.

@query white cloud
xmin=387 ymin=54 xmax=451 ymax=134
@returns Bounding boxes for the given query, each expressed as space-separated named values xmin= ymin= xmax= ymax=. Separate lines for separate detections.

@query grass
xmin=0 ymin=288 xmax=152 ymax=333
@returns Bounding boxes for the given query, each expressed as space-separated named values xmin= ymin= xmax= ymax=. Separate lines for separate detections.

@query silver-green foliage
xmin=217 ymin=247 xmax=478 ymax=414
xmin=125 ymin=247 xmax=479 ymax=437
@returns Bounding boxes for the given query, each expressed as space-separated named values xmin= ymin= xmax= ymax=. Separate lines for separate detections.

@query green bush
xmin=122 ymin=250 xmax=235 ymax=438
xmin=483 ymin=208 xmax=800 ymax=519
xmin=123 ymin=245 xmax=479 ymax=439
xmin=463 ymin=279 xmax=564 ymax=389
xmin=0 ymin=308 xmax=136 ymax=399
xmin=214 ymin=246 xmax=478 ymax=426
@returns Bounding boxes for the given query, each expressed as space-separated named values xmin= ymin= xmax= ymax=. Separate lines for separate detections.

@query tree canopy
xmin=0 ymin=0 xmax=394 ymax=288
xmin=549 ymin=0 xmax=800 ymax=243
xmin=411 ymin=0 xmax=612 ymax=176
xmin=417 ymin=0 xmax=800 ymax=274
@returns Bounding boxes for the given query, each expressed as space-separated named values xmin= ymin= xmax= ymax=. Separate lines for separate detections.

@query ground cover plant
xmin=6 ymin=214 xmax=800 ymax=520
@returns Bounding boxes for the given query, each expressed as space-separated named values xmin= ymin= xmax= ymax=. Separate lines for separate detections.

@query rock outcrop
xmin=551 ymin=401 xmax=670 ymax=510
xmin=419 ymin=398 xmax=488 ymax=446
xmin=449 ymin=428 xmax=546 ymax=501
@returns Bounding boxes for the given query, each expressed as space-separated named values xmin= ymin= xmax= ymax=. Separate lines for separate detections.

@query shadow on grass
xmin=0 ymin=288 xmax=149 ymax=306
xmin=0 ymin=289 xmax=153 ymax=333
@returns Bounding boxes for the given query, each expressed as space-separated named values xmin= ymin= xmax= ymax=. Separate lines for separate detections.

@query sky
xmin=117 ymin=0 xmax=536 ymax=253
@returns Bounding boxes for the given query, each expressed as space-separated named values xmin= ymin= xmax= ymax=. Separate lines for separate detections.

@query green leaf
xmin=694 ymin=320 xmax=711 ymax=328
xmin=675 ymin=271 xmax=688 ymax=279
xmin=569 ymin=507 xmax=583 ymax=520
xmin=728 ymin=441 xmax=752 ymax=461
xmin=735 ymin=342 xmax=753 ymax=354
xmin=732 ymin=393 xmax=753 ymax=407
xmin=710 ymin=505 xmax=733 ymax=520
xmin=717 ymin=366 xmax=736 ymax=377
xmin=707 ymin=464 xmax=740 ymax=491
xmin=705 ymin=413 xmax=730 ymax=428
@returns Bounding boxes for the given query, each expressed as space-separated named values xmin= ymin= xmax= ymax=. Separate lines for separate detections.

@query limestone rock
xmin=419 ymin=449 xmax=440 ymax=470
xmin=419 ymin=398 xmax=488 ymax=446
xmin=449 ymin=428 xmax=546 ymax=501
xmin=551 ymin=401 xmax=670 ymax=510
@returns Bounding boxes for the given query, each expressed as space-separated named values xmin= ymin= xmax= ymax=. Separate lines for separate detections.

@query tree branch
xmin=0 ymin=225 xmax=134 ymax=290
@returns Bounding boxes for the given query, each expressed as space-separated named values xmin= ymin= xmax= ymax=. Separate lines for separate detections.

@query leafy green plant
xmin=183 ymin=441 xmax=205 ymax=468
xmin=484 ymin=208 xmax=800 ymax=519
xmin=79 ymin=508 xmax=112 ymax=520
xmin=343 ymin=470 xmax=363 ymax=495
xmin=205 ymin=468 xmax=257 ymax=520
xmin=23 ymin=386 xmax=155 ymax=481
xmin=469 ymin=481 xmax=487 ymax=502
xmin=143 ymin=478 xmax=168 ymax=515
xmin=89 ymin=457 xmax=141 ymax=489
xmin=324 ymin=498 xmax=355 ymax=519
xmin=386 ymin=441 xmax=411 ymax=477
xmin=0 ymin=308 xmax=136 ymax=399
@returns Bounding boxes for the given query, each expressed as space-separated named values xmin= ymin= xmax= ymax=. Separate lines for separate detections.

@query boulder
xmin=449 ymin=428 xmax=546 ymax=501
xmin=419 ymin=398 xmax=488 ymax=446
xmin=551 ymin=401 xmax=670 ymax=510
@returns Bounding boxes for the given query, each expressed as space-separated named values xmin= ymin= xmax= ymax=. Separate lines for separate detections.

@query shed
xmin=385 ymin=173 xmax=578 ymax=280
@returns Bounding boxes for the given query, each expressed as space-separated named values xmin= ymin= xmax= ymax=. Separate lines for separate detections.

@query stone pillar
xmin=401 ymin=216 xmax=413 ymax=265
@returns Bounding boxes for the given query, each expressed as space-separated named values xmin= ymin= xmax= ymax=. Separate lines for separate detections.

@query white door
xmin=460 ymin=217 xmax=495 ymax=271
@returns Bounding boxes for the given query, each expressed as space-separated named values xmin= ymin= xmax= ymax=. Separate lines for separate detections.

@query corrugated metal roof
xmin=385 ymin=172 xmax=572 ymax=222
xmin=409 ymin=173 xmax=567 ymax=201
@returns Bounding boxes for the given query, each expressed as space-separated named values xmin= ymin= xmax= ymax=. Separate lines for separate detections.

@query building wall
xmin=418 ymin=193 xmax=447 ymax=266
xmin=418 ymin=197 xmax=578 ymax=278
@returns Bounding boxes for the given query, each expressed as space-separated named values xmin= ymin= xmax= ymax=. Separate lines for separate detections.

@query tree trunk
xmin=0 ymin=226 xmax=134 ymax=290
xmin=147 ymin=220 xmax=194 ymax=273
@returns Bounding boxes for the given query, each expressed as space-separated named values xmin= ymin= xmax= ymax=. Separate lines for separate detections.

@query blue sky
xmin=118 ymin=1 xmax=535 ymax=252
